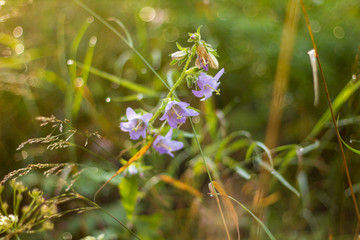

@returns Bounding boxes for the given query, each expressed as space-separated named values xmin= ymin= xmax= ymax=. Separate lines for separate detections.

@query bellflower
xmin=160 ymin=100 xmax=199 ymax=128
xmin=120 ymin=107 xmax=153 ymax=140
xmin=153 ymin=128 xmax=184 ymax=157
xmin=192 ymin=68 xmax=224 ymax=101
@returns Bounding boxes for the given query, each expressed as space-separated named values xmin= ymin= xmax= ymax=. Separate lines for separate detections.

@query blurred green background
xmin=1 ymin=0 xmax=360 ymax=239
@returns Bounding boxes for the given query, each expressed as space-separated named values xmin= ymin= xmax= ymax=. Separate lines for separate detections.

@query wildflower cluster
xmin=120 ymin=27 xmax=224 ymax=157
xmin=0 ymin=180 xmax=57 ymax=237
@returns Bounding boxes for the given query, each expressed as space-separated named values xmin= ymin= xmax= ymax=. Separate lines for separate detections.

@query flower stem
xmin=299 ymin=0 xmax=360 ymax=226
xmin=166 ymin=46 xmax=196 ymax=98
xmin=149 ymin=46 xmax=196 ymax=124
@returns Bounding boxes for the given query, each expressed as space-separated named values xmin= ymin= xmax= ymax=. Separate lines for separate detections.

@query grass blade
xmin=72 ymin=36 xmax=97 ymax=118
xmin=257 ymin=159 xmax=300 ymax=197
xmin=76 ymin=62 xmax=158 ymax=96
xmin=159 ymin=175 xmax=202 ymax=198
xmin=108 ymin=17 xmax=133 ymax=47
xmin=308 ymin=78 xmax=360 ymax=139
xmin=222 ymin=194 xmax=277 ymax=240
xmin=72 ymin=0 xmax=170 ymax=90
xmin=209 ymin=181 xmax=240 ymax=240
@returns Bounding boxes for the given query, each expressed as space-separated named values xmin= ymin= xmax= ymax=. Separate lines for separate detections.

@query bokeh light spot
xmin=139 ymin=7 xmax=156 ymax=22
xmin=67 ymin=59 xmax=74 ymax=65
xmin=333 ymin=26 xmax=345 ymax=39
xmin=13 ymin=26 xmax=23 ymax=38
xmin=310 ymin=20 xmax=321 ymax=33
xmin=162 ymin=27 xmax=179 ymax=42
xmin=15 ymin=44 xmax=24 ymax=54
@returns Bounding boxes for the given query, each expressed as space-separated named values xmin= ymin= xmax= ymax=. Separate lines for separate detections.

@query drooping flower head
xmin=195 ymin=44 xmax=219 ymax=71
xmin=192 ymin=68 xmax=224 ymax=101
xmin=160 ymin=101 xmax=199 ymax=128
xmin=153 ymin=128 xmax=184 ymax=157
xmin=120 ymin=107 xmax=153 ymax=140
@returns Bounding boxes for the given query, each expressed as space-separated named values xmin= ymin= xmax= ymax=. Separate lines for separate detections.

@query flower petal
xmin=214 ymin=68 xmax=225 ymax=81
xmin=129 ymin=129 xmax=141 ymax=140
xmin=184 ymin=108 xmax=199 ymax=116
xmin=142 ymin=113 xmax=153 ymax=123
xmin=120 ymin=121 xmax=135 ymax=131
xmin=169 ymin=140 xmax=184 ymax=151
xmin=126 ymin=107 xmax=138 ymax=120
xmin=192 ymin=89 xmax=204 ymax=98
xmin=167 ymin=114 xmax=179 ymax=128
xmin=165 ymin=128 xmax=174 ymax=139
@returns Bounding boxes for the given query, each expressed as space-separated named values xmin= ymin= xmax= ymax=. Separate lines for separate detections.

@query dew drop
xmin=89 ymin=36 xmax=97 ymax=47
xmin=352 ymin=74 xmax=357 ymax=80
xmin=86 ymin=16 xmax=94 ymax=23
xmin=299 ymin=147 xmax=304 ymax=152
xmin=271 ymin=170 xmax=275 ymax=175
xmin=137 ymin=94 xmax=143 ymax=100
xmin=67 ymin=59 xmax=74 ymax=65
xmin=105 ymin=97 xmax=111 ymax=103
xmin=74 ymin=77 xmax=84 ymax=88
xmin=350 ymin=139 xmax=353 ymax=143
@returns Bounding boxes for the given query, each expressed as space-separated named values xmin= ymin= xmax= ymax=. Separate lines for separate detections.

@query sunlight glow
xmin=139 ymin=7 xmax=156 ymax=22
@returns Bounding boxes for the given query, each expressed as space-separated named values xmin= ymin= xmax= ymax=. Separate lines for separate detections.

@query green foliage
xmin=1 ymin=0 xmax=360 ymax=239
xmin=119 ymin=175 xmax=138 ymax=222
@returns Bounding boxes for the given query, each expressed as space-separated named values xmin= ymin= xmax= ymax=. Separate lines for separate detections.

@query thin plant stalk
xmin=190 ymin=119 xmax=232 ymax=240
xmin=72 ymin=0 xmax=170 ymax=90
xmin=149 ymin=47 xmax=196 ymax=123
xmin=299 ymin=0 xmax=360 ymax=226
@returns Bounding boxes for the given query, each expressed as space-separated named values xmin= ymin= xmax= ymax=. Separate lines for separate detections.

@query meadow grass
xmin=1 ymin=0 xmax=360 ymax=239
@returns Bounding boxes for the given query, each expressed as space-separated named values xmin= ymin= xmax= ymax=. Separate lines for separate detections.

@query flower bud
xmin=42 ymin=221 xmax=54 ymax=230
xmin=170 ymin=50 xmax=187 ymax=61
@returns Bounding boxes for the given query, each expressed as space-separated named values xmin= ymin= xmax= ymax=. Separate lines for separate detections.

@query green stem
xmin=189 ymin=118 xmax=231 ymax=240
xmin=66 ymin=142 xmax=111 ymax=164
xmin=74 ymin=192 xmax=141 ymax=240
xmin=166 ymin=47 xmax=195 ymax=98
xmin=149 ymin=47 xmax=196 ymax=124
xmin=0 ymin=194 xmax=8 ymax=216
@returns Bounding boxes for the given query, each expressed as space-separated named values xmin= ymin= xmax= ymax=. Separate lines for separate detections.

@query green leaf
xmin=340 ymin=135 xmax=360 ymax=155
xmin=76 ymin=62 xmax=158 ymax=96
xmin=309 ymin=78 xmax=360 ymax=138
xmin=170 ymin=59 xmax=177 ymax=65
xmin=108 ymin=17 xmax=133 ymax=47
xmin=257 ymin=159 xmax=300 ymax=197
xmin=0 ymin=33 xmax=22 ymax=50
xmin=176 ymin=42 xmax=185 ymax=51
xmin=119 ymin=175 xmax=139 ymax=221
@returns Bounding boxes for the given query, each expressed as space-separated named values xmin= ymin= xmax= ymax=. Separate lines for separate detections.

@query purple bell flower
xmin=192 ymin=68 xmax=224 ymax=101
xmin=153 ymin=128 xmax=184 ymax=157
xmin=120 ymin=107 xmax=153 ymax=140
xmin=160 ymin=100 xmax=199 ymax=128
